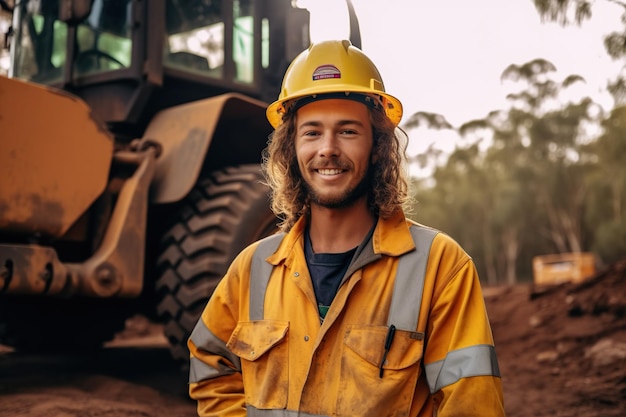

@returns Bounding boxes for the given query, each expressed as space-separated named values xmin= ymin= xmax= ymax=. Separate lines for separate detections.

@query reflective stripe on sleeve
xmin=424 ymin=344 xmax=501 ymax=393
xmin=188 ymin=317 xmax=241 ymax=383
xmin=247 ymin=405 xmax=328 ymax=416
xmin=189 ymin=356 xmax=236 ymax=383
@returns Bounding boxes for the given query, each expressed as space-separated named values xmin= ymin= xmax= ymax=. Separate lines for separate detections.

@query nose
xmin=318 ymin=131 xmax=340 ymax=158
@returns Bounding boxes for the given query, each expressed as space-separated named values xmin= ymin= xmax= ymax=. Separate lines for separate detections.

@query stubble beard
xmin=305 ymin=166 xmax=374 ymax=209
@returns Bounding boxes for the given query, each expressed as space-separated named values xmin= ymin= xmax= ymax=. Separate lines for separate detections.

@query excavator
xmin=0 ymin=0 xmax=361 ymax=363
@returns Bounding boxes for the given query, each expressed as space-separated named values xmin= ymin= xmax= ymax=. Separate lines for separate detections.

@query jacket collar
xmin=267 ymin=209 xmax=415 ymax=267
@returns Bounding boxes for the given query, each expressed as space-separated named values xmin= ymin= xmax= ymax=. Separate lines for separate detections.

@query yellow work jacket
xmin=188 ymin=209 xmax=505 ymax=416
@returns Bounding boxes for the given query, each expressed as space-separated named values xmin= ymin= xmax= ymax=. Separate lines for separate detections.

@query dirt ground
xmin=489 ymin=258 xmax=626 ymax=416
xmin=1 ymin=259 xmax=625 ymax=417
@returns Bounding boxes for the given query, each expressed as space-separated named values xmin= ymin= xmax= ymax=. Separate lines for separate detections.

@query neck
xmin=308 ymin=199 xmax=376 ymax=253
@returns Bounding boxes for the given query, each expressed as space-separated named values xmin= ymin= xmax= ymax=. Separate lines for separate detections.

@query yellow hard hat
xmin=266 ymin=40 xmax=403 ymax=128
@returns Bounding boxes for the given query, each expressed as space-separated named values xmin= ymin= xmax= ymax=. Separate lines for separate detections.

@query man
xmin=188 ymin=40 xmax=505 ymax=416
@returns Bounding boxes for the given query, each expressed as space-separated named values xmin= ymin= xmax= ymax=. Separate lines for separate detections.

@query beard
xmin=304 ymin=165 xmax=374 ymax=209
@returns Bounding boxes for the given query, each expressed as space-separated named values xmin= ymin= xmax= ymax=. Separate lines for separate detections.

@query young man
xmin=188 ymin=40 xmax=506 ymax=416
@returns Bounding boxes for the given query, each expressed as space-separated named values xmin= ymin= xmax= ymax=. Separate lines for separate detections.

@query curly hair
xmin=262 ymin=103 xmax=410 ymax=231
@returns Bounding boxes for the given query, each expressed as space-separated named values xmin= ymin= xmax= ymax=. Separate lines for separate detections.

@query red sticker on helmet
xmin=312 ymin=65 xmax=341 ymax=80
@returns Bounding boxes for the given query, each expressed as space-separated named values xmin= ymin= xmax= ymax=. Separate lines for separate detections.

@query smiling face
xmin=295 ymin=99 xmax=376 ymax=209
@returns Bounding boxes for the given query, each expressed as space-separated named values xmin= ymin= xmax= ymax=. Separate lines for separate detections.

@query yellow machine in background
xmin=532 ymin=252 xmax=597 ymax=286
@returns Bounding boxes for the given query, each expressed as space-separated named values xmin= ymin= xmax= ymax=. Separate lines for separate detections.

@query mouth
xmin=316 ymin=168 xmax=345 ymax=176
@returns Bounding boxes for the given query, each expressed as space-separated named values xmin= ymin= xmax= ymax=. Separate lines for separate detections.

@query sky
xmin=305 ymin=0 xmax=624 ymax=167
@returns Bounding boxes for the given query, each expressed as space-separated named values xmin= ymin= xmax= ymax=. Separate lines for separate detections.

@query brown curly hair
xmin=262 ymin=103 xmax=410 ymax=231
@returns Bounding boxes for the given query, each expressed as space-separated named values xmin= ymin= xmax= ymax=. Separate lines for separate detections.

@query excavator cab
xmin=9 ymin=0 xmax=311 ymax=139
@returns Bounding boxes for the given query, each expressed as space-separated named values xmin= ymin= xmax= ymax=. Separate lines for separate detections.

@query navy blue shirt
xmin=304 ymin=229 xmax=356 ymax=320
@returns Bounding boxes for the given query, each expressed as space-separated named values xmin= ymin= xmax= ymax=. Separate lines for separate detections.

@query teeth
xmin=318 ymin=169 xmax=342 ymax=175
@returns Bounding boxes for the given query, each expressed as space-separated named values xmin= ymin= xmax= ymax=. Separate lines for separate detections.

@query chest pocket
xmin=338 ymin=325 xmax=426 ymax=416
xmin=344 ymin=325 xmax=425 ymax=370
xmin=227 ymin=320 xmax=290 ymax=409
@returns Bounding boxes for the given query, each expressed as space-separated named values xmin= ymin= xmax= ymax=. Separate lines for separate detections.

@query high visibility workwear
xmin=188 ymin=209 xmax=505 ymax=416
xmin=266 ymin=40 xmax=403 ymax=128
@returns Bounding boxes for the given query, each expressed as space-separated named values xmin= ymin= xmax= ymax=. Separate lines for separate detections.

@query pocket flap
xmin=227 ymin=320 xmax=289 ymax=361
xmin=344 ymin=325 xmax=424 ymax=370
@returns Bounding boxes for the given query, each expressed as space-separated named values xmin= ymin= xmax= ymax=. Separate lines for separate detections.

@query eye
xmin=298 ymin=129 xmax=321 ymax=140
xmin=339 ymin=128 xmax=358 ymax=136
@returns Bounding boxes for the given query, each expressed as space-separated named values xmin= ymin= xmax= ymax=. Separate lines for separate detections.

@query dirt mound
xmin=485 ymin=259 xmax=626 ymax=417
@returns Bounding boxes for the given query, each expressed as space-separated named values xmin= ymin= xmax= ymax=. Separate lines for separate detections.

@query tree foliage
xmin=406 ymin=2 xmax=626 ymax=284
xmin=531 ymin=0 xmax=626 ymax=104
xmin=408 ymin=58 xmax=625 ymax=284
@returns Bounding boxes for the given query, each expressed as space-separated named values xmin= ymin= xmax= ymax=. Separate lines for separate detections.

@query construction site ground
xmin=0 ymin=259 xmax=625 ymax=416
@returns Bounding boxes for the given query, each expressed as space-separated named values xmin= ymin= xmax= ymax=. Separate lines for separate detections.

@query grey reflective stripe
xmin=424 ymin=344 xmax=501 ymax=393
xmin=249 ymin=233 xmax=285 ymax=321
xmin=189 ymin=317 xmax=241 ymax=383
xmin=189 ymin=356 xmax=237 ymax=383
xmin=247 ymin=405 xmax=328 ymax=417
xmin=387 ymin=225 xmax=437 ymax=329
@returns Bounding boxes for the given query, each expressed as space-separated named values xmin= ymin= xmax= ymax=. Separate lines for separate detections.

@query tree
xmin=583 ymin=106 xmax=626 ymax=263
xmin=401 ymin=111 xmax=454 ymax=176
xmin=499 ymin=59 xmax=600 ymax=254
xmin=531 ymin=0 xmax=626 ymax=104
xmin=408 ymin=57 xmax=605 ymax=284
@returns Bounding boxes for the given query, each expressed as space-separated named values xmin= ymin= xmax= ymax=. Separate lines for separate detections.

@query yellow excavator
xmin=0 ymin=0 xmax=361 ymax=363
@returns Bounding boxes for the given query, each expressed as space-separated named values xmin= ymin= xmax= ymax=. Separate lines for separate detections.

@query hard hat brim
xmin=266 ymin=87 xmax=403 ymax=128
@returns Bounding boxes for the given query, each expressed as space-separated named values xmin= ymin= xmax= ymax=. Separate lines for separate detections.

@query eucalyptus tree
xmin=531 ymin=0 xmax=626 ymax=105
xmin=582 ymin=106 xmax=626 ymax=262
xmin=532 ymin=0 xmax=626 ymax=264
xmin=500 ymin=59 xmax=601 ymax=256
xmin=405 ymin=57 xmax=603 ymax=283
xmin=454 ymin=115 xmax=525 ymax=284
xmin=449 ymin=59 xmax=599 ymax=282
xmin=402 ymin=111 xmax=454 ymax=176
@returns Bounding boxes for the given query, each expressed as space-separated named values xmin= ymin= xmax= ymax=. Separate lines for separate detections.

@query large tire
xmin=156 ymin=165 xmax=278 ymax=363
